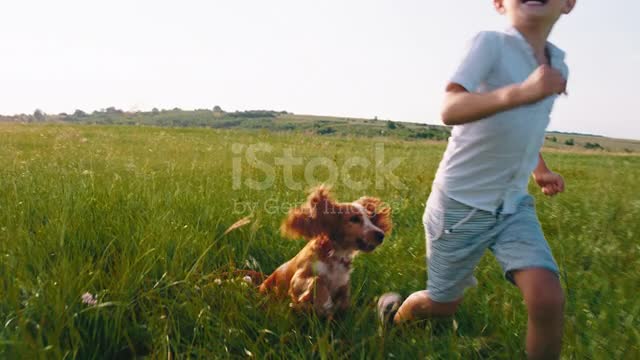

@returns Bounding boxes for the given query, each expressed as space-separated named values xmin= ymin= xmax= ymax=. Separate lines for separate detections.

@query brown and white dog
xmin=259 ymin=186 xmax=392 ymax=317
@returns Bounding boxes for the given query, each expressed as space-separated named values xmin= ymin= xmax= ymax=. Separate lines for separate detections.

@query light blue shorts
xmin=423 ymin=188 xmax=559 ymax=303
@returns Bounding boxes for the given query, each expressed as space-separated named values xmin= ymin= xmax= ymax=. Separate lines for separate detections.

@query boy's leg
xmin=391 ymin=190 xmax=496 ymax=324
xmin=393 ymin=290 xmax=461 ymax=323
xmin=512 ymin=268 xmax=564 ymax=360
xmin=491 ymin=195 xmax=563 ymax=359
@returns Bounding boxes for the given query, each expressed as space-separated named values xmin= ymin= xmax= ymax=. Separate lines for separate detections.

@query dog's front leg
xmin=333 ymin=284 xmax=351 ymax=312
xmin=309 ymin=277 xmax=334 ymax=317
xmin=289 ymin=272 xmax=334 ymax=317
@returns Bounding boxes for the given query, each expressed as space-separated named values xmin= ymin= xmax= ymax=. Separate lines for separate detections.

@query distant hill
xmin=0 ymin=108 xmax=451 ymax=141
xmin=1 ymin=108 xmax=638 ymax=153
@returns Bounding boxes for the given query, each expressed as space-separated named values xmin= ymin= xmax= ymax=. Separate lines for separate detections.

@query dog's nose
xmin=374 ymin=231 xmax=385 ymax=244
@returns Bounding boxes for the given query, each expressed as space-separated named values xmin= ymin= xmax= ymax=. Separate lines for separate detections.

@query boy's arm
xmin=532 ymin=153 xmax=565 ymax=196
xmin=442 ymin=65 xmax=567 ymax=126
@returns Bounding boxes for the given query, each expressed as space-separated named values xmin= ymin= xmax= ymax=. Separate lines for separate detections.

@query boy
xmin=379 ymin=1 xmax=576 ymax=359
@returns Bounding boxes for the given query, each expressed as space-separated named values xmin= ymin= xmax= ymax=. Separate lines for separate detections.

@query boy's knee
xmin=527 ymin=288 xmax=565 ymax=321
xmin=514 ymin=268 xmax=565 ymax=320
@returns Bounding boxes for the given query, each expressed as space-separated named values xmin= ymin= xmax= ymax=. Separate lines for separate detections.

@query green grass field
xmin=1 ymin=123 xmax=639 ymax=359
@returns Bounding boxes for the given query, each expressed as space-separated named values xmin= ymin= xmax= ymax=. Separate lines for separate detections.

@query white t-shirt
xmin=433 ymin=27 xmax=569 ymax=215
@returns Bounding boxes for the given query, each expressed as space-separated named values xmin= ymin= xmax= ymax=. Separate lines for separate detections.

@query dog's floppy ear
xmin=356 ymin=196 xmax=392 ymax=235
xmin=281 ymin=185 xmax=336 ymax=240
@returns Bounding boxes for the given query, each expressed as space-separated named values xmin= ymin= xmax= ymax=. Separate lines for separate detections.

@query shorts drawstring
xmin=444 ymin=208 xmax=478 ymax=234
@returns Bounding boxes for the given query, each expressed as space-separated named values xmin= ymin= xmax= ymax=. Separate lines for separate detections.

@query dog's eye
xmin=349 ymin=215 xmax=362 ymax=223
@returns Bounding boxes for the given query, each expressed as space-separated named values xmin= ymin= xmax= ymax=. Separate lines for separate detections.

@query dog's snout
xmin=374 ymin=231 xmax=385 ymax=244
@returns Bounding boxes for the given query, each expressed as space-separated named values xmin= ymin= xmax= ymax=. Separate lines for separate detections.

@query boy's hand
xmin=533 ymin=169 xmax=565 ymax=196
xmin=518 ymin=65 xmax=567 ymax=104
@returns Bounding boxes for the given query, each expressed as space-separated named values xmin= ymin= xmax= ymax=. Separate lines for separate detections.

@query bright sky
xmin=1 ymin=1 xmax=638 ymax=140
